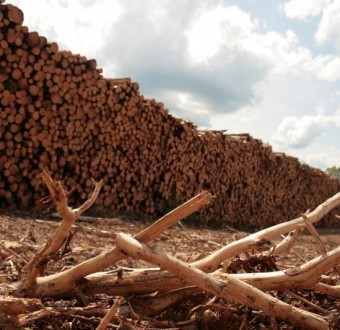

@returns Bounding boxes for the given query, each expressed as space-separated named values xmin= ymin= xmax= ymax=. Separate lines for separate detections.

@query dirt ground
xmin=0 ymin=208 xmax=339 ymax=329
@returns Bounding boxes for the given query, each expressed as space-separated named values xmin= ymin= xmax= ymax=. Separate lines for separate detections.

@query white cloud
xmin=302 ymin=148 xmax=340 ymax=169
xmin=14 ymin=0 xmax=335 ymax=117
xmin=334 ymin=108 xmax=340 ymax=126
xmin=98 ymin=1 xmax=275 ymax=119
xmin=10 ymin=0 xmax=124 ymax=58
xmin=315 ymin=0 xmax=340 ymax=52
xmin=185 ymin=5 xmax=255 ymax=63
xmin=186 ymin=5 xmax=303 ymax=74
xmin=272 ymin=112 xmax=339 ymax=149
xmin=282 ymin=0 xmax=331 ymax=20
xmin=303 ymin=54 xmax=340 ymax=81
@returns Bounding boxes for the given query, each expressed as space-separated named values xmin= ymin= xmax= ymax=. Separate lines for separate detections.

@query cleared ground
xmin=0 ymin=209 xmax=339 ymax=329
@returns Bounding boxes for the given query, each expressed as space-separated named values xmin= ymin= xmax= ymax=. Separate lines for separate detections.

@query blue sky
xmin=9 ymin=0 xmax=340 ymax=169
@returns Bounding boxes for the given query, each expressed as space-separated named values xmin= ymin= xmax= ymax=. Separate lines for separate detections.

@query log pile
xmin=1 ymin=173 xmax=339 ymax=329
xmin=0 ymin=2 xmax=339 ymax=228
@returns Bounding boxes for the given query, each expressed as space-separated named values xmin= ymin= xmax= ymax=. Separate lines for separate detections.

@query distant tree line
xmin=326 ymin=166 xmax=340 ymax=179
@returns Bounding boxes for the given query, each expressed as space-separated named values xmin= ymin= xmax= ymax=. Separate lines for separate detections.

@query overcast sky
xmin=8 ymin=0 xmax=340 ymax=170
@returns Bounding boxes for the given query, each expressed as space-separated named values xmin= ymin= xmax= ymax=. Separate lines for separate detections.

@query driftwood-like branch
xmin=301 ymin=213 xmax=327 ymax=255
xmin=78 ymin=246 xmax=340 ymax=317
xmin=22 ymin=191 xmax=212 ymax=297
xmin=272 ymin=228 xmax=303 ymax=255
xmin=17 ymin=309 xmax=58 ymax=327
xmin=192 ymin=192 xmax=340 ymax=272
xmin=17 ymin=306 xmax=108 ymax=327
xmin=312 ymin=283 xmax=340 ymax=298
xmin=19 ymin=171 xmax=103 ymax=291
xmin=115 ymin=233 xmax=330 ymax=330
xmin=79 ymin=246 xmax=340 ymax=298
xmin=96 ymin=297 xmax=123 ymax=330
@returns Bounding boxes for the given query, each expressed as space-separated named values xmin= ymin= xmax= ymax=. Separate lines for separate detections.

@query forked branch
xmin=19 ymin=171 xmax=103 ymax=291
xmin=20 ymin=188 xmax=212 ymax=297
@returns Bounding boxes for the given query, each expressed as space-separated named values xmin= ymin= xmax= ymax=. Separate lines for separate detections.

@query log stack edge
xmin=0 ymin=3 xmax=339 ymax=228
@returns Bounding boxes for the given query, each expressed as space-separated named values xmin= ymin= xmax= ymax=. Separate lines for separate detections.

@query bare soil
xmin=0 ymin=208 xmax=339 ymax=329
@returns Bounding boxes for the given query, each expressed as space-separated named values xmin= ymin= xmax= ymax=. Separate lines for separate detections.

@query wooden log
xmin=6 ymin=4 xmax=24 ymax=25
xmin=26 ymin=31 xmax=40 ymax=48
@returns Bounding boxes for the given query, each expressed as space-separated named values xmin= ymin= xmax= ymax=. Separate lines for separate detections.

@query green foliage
xmin=325 ymin=166 xmax=340 ymax=179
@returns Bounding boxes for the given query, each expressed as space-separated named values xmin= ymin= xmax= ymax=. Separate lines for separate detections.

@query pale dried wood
xmin=0 ymin=296 xmax=43 ymax=315
xmin=79 ymin=245 xmax=340 ymax=298
xmin=17 ymin=306 xmax=107 ymax=327
xmin=272 ymin=228 xmax=303 ymax=255
xmin=192 ymin=192 xmax=340 ymax=272
xmin=19 ymin=171 xmax=103 ymax=291
xmin=96 ymin=297 xmax=123 ymax=330
xmin=129 ymin=286 xmax=200 ymax=316
xmin=20 ymin=191 xmax=212 ymax=297
xmin=301 ymin=212 xmax=327 ymax=255
xmin=116 ymin=233 xmax=330 ymax=330
xmin=312 ymin=283 xmax=340 ymax=298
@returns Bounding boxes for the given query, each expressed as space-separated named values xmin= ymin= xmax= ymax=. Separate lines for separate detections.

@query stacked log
xmin=0 ymin=2 xmax=339 ymax=228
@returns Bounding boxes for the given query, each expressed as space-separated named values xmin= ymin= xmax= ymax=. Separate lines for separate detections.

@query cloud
xmin=272 ymin=113 xmax=337 ymax=149
xmin=282 ymin=0 xmax=331 ymax=20
xmin=100 ymin=0 xmax=320 ymax=123
xmin=302 ymin=147 xmax=340 ymax=169
xmin=334 ymin=108 xmax=340 ymax=126
xmin=315 ymin=0 xmax=340 ymax=52
xmin=10 ymin=0 xmax=124 ymax=57
xmin=57 ymin=0 xmax=68 ymax=8
xmin=301 ymin=54 xmax=340 ymax=81
xmin=15 ymin=0 xmax=337 ymax=124
xmin=185 ymin=5 xmax=255 ymax=63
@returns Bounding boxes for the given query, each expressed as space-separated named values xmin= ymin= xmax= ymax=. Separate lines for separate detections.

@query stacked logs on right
xmin=1 ymin=2 xmax=340 ymax=228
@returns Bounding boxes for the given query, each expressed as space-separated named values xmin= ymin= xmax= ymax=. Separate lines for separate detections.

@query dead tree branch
xmin=19 ymin=190 xmax=212 ymax=297
xmin=192 ymin=192 xmax=340 ymax=272
xmin=19 ymin=171 xmax=103 ymax=292
xmin=78 ymin=245 xmax=340 ymax=298
xmin=116 ymin=233 xmax=330 ymax=330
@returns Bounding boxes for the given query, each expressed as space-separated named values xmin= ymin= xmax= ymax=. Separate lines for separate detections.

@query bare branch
xmin=192 ymin=192 xmax=340 ymax=272
xmin=271 ymin=228 xmax=303 ymax=255
xmin=116 ymin=233 xmax=330 ymax=330
xmin=79 ymin=246 xmax=340 ymax=298
xmin=19 ymin=171 xmax=103 ymax=291
xmin=22 ymin=191 xmax=212 ymax=297
xmin=312 ymin=283 xmax=340 ymax=297
xmin=74 ymin=178 xmax=103 ymax=218
xmin=301 ymin=213 xmax=327 ymax=255
xmin=96 ymin=297 xmax=123 ymax=330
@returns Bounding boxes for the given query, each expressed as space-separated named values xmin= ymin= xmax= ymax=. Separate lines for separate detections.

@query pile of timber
xmin=0 ymin=3 xmax=339 ymax=228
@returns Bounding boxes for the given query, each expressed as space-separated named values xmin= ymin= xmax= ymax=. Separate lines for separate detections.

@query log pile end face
xmin=0 ymin=3 xmax=339 ymax=228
